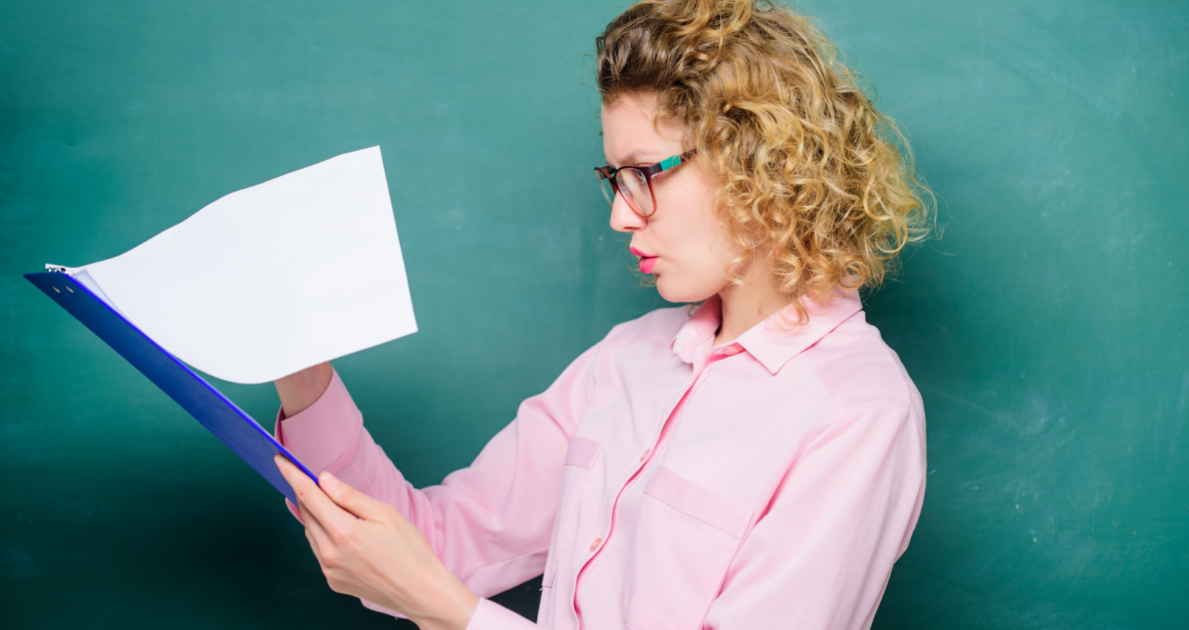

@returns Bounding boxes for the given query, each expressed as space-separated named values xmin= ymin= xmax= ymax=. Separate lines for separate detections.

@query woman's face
xmin=602 ymin=92 xmax=736 ymax=304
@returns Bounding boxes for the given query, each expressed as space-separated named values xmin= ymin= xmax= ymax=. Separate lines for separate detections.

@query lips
xmin=630 ymin=246 xmax=658 ymax=274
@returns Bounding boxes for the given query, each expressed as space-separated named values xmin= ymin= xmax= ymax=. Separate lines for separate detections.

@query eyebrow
xmin=609 ymin=150 xmax=665 ymax=169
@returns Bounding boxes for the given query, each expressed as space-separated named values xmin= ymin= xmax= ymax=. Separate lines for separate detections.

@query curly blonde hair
xmin=596 ymin=0 xmax=933 ymax=321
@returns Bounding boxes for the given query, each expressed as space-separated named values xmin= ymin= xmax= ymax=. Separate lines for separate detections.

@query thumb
xmin=318 ymin=471 xmax=388 ymax=522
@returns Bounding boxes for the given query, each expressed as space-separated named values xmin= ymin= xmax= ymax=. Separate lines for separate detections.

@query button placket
xmin=573 ymin=346 xmax=720 ymax=625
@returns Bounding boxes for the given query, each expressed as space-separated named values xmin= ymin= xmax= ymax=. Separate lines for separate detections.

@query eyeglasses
xmin=594 ymin=150 xmax=696 ymax=218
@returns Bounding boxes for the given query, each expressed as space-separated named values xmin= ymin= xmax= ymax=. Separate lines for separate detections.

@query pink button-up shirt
xmin=276 ymin=289 xmax=926 ymax=630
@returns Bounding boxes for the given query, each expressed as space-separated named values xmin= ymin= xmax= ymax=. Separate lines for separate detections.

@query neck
xmin=713 ymin=258 xmax=789 ymax=346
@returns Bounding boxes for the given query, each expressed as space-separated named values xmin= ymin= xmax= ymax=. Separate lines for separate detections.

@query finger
xmin=276 ymin=456 xmax=317 ymax=521
xmin=275 ymin=455 xmax=355 ymax=531
xmin=275 ymin=454 xmax=319 ymax=497
xmin=318 ymin=470 xmax=389 ymax=522
xmin=298 ymin=502 xmax=332 ymax=563
xmin=302 ymin=516 xmax=322 ymax=560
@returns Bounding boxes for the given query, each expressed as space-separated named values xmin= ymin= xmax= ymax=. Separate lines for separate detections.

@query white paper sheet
xmin=60 ymin=146 xmax=416 ymax=384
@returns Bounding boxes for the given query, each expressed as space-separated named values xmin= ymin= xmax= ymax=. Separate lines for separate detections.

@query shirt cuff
xmin=465 ymin=599 xmax=537 ymax=630
xmin=273 ymin=367 xmax=362 ymax=475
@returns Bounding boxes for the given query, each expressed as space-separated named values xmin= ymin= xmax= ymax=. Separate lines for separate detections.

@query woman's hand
xmin=274 ymin=362 xmax=333 ymax=418
xmin=274 ymin=455 xmax=479 ymax=630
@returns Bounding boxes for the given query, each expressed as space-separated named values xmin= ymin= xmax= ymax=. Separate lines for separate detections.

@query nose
xmin=609 ymin=191 xmax=646 ymax=233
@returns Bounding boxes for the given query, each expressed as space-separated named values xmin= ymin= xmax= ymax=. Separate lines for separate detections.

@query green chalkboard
xmin=1 ymin=1 xmax=1186 ymax=628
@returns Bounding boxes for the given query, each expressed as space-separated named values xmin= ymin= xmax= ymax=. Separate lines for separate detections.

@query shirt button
xmin=724 ymin=344 xmax=741 ymax=355
xmin=590 ymin=537 xmax=602 ymax=551
xmin=639 ymin=448 xmax=651 ymax=462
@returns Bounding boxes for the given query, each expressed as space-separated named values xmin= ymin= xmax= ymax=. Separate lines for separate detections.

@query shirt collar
xmin=670 ymin=295 xmax=723 ymax=363
xmin=670 ymin=287 xmax=863 ymax=375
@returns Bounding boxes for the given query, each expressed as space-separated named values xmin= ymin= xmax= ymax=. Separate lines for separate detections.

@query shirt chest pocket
xmin=541 ymin=436 xmax=603 ymax=589
xmin=623 ymin=466 xmax=754 ymax=630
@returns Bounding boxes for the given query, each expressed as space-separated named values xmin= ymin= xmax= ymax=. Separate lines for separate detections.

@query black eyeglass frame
xmin=594 ymin=150 xmax=697 ymax=218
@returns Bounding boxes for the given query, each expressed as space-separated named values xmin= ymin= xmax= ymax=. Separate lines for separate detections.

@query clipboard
xmin=25 ymin=270 xmax=318 ymax=502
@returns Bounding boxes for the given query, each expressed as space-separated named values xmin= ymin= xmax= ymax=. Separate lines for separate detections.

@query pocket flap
xmin=644 ymin=467 xmax=752 ymax=538
xmin=564 ymin=436 xmax=603 ymax=469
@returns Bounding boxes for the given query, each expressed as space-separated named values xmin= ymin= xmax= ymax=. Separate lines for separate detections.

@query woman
xmin=273 ymin=1 xmax=932 ymax=628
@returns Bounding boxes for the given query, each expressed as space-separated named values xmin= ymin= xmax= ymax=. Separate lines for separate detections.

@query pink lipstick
xmin=630 ymin=246 xmax=658 ymax=274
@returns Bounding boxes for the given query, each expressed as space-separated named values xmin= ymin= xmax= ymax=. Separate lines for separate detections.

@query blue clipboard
xmin=25 ymin=271 xmax=318 ymax=502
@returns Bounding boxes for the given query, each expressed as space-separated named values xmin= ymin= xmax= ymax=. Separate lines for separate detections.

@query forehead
xmin=601 ymin=93 xmax=686 ymax=165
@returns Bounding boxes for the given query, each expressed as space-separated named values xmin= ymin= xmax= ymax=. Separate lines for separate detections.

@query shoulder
xmin=801 ymin=310 xmax=924 ymax=425
xmin=552 ymin=305 xmax=689 ymax=385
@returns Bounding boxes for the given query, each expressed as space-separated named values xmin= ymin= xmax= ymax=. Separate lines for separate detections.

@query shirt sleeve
xmin=275 ymin=339 xmax=607 ymax=619
xmin=700 ymin=403 xmax=927 ymax=630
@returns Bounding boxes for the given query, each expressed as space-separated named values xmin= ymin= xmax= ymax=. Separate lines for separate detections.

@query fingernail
xmin=319 ymin=471 xmax=338 ymax=489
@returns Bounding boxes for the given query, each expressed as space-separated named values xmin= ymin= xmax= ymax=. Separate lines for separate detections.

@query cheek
xmin=658 ymin=199 xmax=735 ymax=299
xmin=682 ymin=195 xmax=733 ymax=267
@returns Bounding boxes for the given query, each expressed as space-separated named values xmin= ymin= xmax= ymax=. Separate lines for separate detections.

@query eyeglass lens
xmin=617 ymin=169 xmax=654 ymax=216
xmin=597 ymin=168 xmax=655 ymax=217
xmin=597 ymin=175 xmax=616 ymax=207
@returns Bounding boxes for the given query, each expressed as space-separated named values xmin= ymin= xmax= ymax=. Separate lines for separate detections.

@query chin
xmin=655 ymin=276 xmax=720 ymax=305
